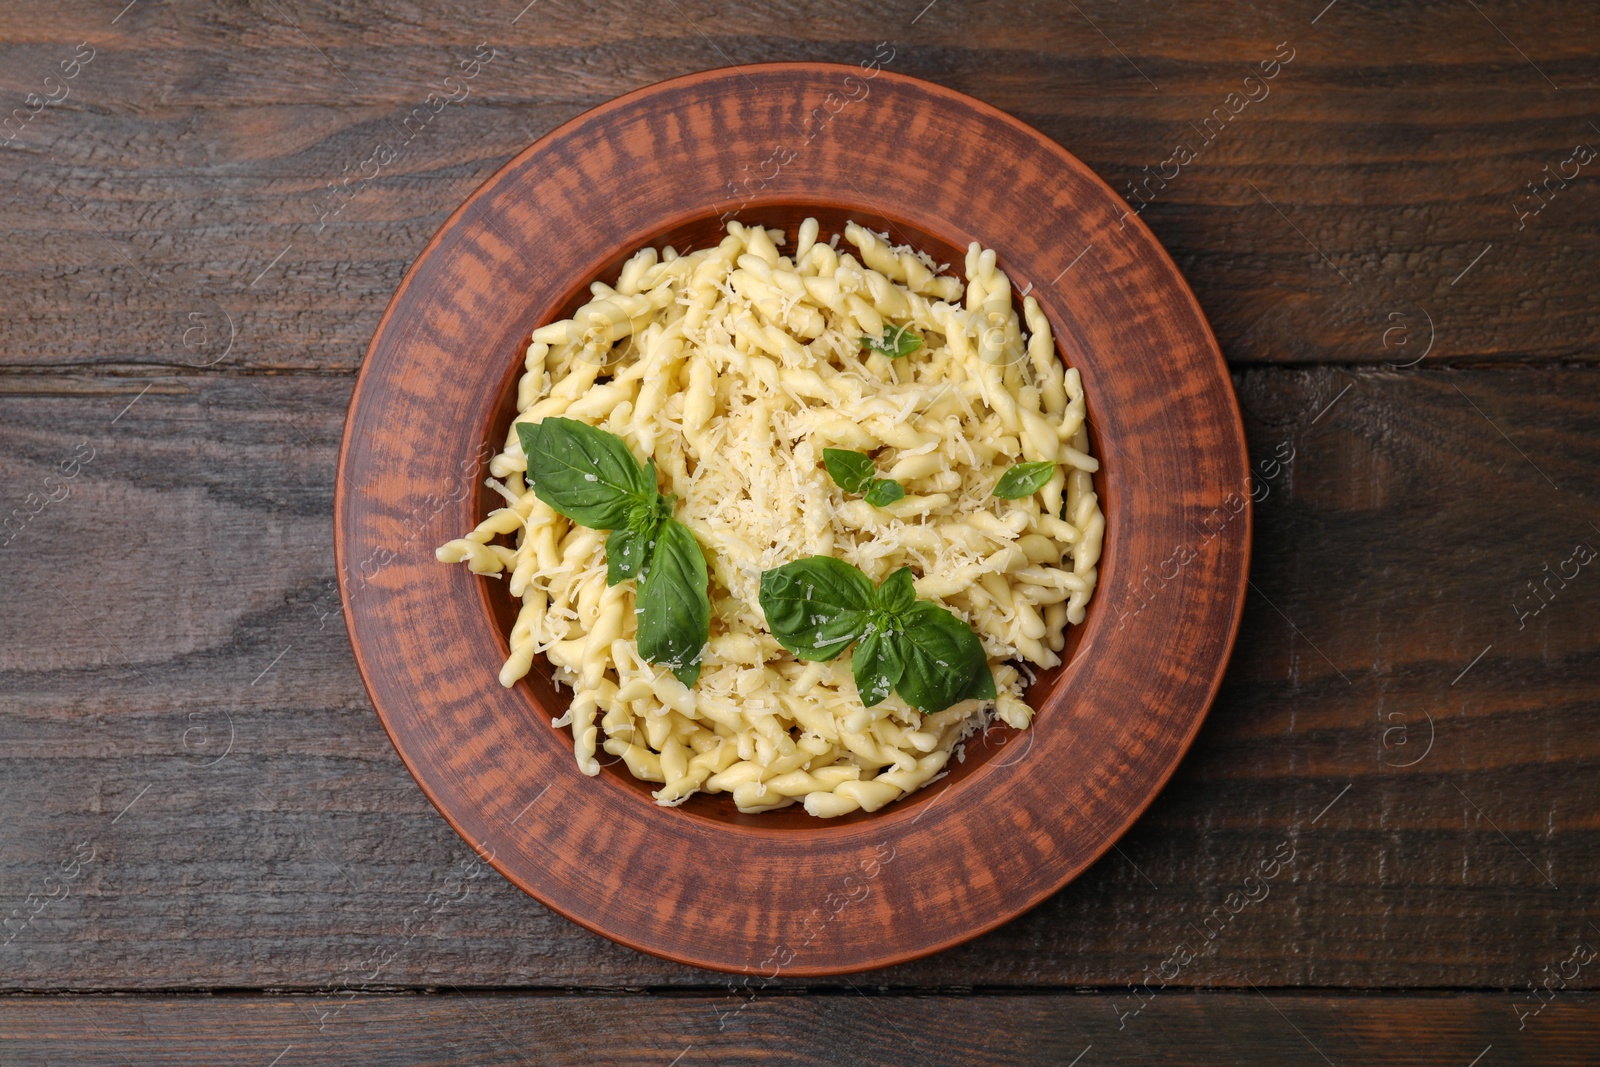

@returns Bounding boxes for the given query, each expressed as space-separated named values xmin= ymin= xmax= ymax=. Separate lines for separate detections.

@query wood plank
xmin=2 ymin=993 xmax=1597 ymax=1066
xmin=1 ymin=366 xmax=1595 ymax=989
xmin=0 ymin=1 xmax=1595 ymax=372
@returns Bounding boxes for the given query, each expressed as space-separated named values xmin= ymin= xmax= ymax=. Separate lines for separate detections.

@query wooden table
xmin=3 ymin=2 xmax=1596 ymax=1063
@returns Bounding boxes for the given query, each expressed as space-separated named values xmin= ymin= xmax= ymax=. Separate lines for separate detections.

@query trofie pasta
xmin=436 ymin=218 xmax=1104 ymax=817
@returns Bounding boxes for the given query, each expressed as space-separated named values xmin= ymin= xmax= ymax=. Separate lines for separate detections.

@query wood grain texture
xmin=2 ymin=367 xmax=1594 ymax=990
xmin=3 ymin=0 xmax=1599 ymax=1055
xmin=335 ymin=62 xmax=1252 ymax=974
xmin=0 ymin=0 xmax=1595 ymax=373
xmin=2 ymin=993 xmax=1597 ymax=1066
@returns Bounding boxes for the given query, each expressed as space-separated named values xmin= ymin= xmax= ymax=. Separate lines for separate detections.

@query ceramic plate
xmin=335 ymin=62 xmax=1250 ymax=976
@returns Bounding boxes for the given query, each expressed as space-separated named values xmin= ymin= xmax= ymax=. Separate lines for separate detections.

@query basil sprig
xmin=862 ymin=478 xmax=906 ymax=507
xmin=758 ymin=558 xmax=996 ymax=712
xmin=823 ymin=447 xmax=906 ymax=509
xmin=517 ymin=417 xmax=709 ymax=686
xmin=861 ymin=324 xmax=922 ymax=358
xmin=993 ymin=460 xmax=1056 ymax=500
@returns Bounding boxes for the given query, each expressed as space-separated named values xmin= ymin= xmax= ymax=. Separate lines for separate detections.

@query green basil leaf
xmin=893 ymin=601 xmax=990 ymax=712
xmin=635 ymin=518 xmax=709 ymax=687
xmin=957 ymin=660 xmax=998 ymax=703
xmin=851 ymin=630 xmax=905 ymax=707
xmin=876 ymin=566 xmax=917 ymax=617
xmin=605 ymin=525 xmax=654 ymax=587
xmin=862 ymin=324 xmax=922 ymax=358
xmin=626 ymin=462 xmax=662 ymax=525
xmin=624 ymin=476 xmax=674 ymax=535
xmin=759 ymin=556 xmax=875 ymax=661
xmin=823 ymin=448 xmax=876 ymax=494
xmin=756 ymin=557 xmax=996 ymax=712
xmin=993 ymin=460 xmax=1057 ymax=500
xmin=519 ymin=417 xmax=656 ymax=529
xmin=863 ymin=478 xmax=906 ymax=508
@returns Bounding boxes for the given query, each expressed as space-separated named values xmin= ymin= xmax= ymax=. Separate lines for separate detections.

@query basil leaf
xmin=863 ymin=478 xmax=906 ymax=508
xmin=759 ymin=556 xmax=875 ymax=661
xmin=605 ymin=525 xmax=653 ymax=587
xmin=636 ymin=518 xmax=709 ymax=687
xmin=862 ymin=324 xmax=922 ymax=358
xmin=852 ymin=629 xmax=905 ymax=707
xmin=624 ymin=478 xmax=673 ymax=534
xmin=757 ymin=557 xmax=996 ymax=713
xmin=510 ymin=420 xmax=706 ymax=687
xmin=824 ymin=450 xmax=906 ymax=509
xmin=823 ymin=448 xmax=875 ymax=494
xmin=628 ymin=462 xmax=664 ymax=524
xmin=893 ymin=601 xmax=990 ymax=713
xmin=957 ymin=661 xmax=998 ymax=703
xmin=993 ymin=460 xmax=1056 ymax=500
xmin=519 ymin=417 xmax=656 ymax=528
xmin=876 ymin=566 xmax=917 ymax=616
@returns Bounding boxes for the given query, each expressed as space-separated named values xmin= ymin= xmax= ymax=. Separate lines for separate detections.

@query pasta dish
xmin=437 ymin=218 xmax=1102 ymax=817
